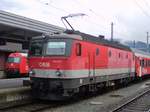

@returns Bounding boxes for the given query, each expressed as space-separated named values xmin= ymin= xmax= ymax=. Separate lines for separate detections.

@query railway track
xmin=111 ymin=86 xmax=150 ymax=112
xmin=0 ymin=100 xmax=63 ymax=112
xmin=0 ymin=80 xmax=150 ymax=112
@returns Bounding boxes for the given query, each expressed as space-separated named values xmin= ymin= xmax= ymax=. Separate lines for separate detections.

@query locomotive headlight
xmin=55 ymin=70 xmax=62 ymax=76
xmin=29 ymin=70 xmax=35 ymax=76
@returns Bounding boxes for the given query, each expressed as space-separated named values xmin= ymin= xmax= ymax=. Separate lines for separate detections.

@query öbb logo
xmin=39 ymin=62 xmax=50 ymax=68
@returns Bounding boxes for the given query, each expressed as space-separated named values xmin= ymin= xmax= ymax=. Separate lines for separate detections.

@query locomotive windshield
xmin=30 ymin=38 xmax=72 ymax=56
xmin=46 ymin=42 xmax=66 ymax=55
xmin=7 ymin=57 xmax=20 ymax=63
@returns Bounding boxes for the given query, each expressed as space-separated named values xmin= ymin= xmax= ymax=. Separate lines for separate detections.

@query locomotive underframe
xmin=31 ymin=72 xmax=135 ymax=100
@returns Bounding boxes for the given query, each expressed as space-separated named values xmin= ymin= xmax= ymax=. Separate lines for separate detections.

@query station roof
xmin=0 ymin=10 xmax=64 ymax=43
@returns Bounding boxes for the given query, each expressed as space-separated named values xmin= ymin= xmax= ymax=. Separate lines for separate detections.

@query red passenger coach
xmin=132 ymin=48 xmax=150 ymax=78
xmin=5 ymin=52 xmax=29 ymax=78
xmin=29 ymin=30 xmax=135 ymax=100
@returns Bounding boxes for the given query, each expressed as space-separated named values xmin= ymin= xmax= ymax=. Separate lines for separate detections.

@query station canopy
xmin=0 ymin=10 xmax=64 ymax=44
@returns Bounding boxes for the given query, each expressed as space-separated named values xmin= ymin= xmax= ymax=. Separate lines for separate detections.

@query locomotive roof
xmin=63 ymin=30 xmax=131 ymax=51
xmin=72 ymin=32 xmax=131 ymax=51
xmin=9 ymin=52 xmax=28 ymax=57
xmin=32 ymin=30 xmax=131 ymax=51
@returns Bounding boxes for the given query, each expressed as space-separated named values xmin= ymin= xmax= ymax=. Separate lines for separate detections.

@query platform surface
xmin=0 ymin=78 xmax=29 ymax=89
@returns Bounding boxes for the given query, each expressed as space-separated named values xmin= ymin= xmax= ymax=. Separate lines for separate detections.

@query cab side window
xmin=76 ymin=43 xmax=82 ymax=56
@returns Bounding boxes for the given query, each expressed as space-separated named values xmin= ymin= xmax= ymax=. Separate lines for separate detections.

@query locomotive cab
xmin=29 ymin=33 xmax=86 ymax=100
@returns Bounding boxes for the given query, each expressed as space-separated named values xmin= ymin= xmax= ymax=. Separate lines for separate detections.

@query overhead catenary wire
xmin=133 ymin=0 xmax=150 ymax=18
xmin=38 ymin=0 xmax=139 ymax=41
xmin=143 ymin=0 xmax=150 ymax=11
xmin=39 ymin=0 xmax=109 ymax=34
xmin=39 ymin=0 xmax=70 ymax=13
xmin=72 ymin=0 xmax=108 ymax=21
xmin=72 ymin=0 xmax=133 ymax=39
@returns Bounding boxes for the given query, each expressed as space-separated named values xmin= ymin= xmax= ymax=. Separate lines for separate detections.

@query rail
xmin=111 ymin=86 xmax=150 ymax=112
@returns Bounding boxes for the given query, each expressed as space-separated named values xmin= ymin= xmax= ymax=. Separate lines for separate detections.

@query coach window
xmin=142 ymin=59 xmax=144 ymax=67
xmin=140 ymin=59 xmax=144 ymax=67
xmin=146 ymin=60 xmax=148 ymax=67
xmin=96 ymin=48 xmax=99 ymax=56
xmin=76 ymin=43 xmax=82 ymax=56
xmin=147 ymin=60 xmax=149 ymax=67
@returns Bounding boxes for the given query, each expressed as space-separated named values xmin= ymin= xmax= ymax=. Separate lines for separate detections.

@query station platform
xmin=0 ymin=78 xmax=30 ymax=89
xmin=0 ymin=78 xmax=31 ymax=104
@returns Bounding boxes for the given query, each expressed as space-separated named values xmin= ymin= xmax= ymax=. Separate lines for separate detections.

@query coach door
xmin=139 ymin=59 xmax=144 ymax=77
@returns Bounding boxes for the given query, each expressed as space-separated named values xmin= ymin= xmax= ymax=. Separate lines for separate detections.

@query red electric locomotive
xmin=5 ymin=52 xmax=29 ymax=78
xmin=29 ymin=30 xmax=135 ymax=100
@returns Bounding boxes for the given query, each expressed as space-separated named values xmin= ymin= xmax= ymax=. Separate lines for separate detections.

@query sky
xmin=0 ymin=0 xmax=150 ymax=43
